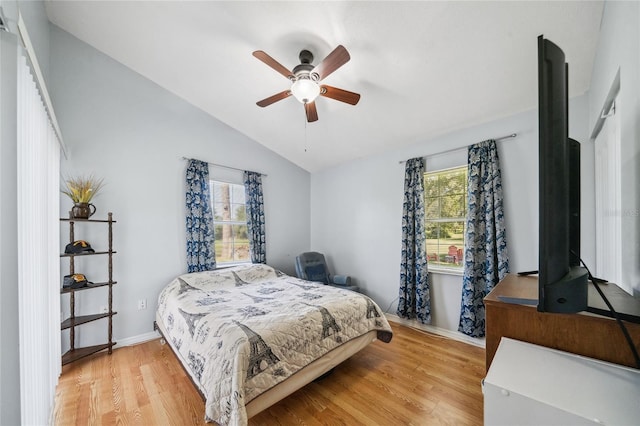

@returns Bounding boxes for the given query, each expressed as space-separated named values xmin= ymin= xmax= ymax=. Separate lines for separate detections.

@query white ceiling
xmin=45 ymin=1 xmax=604 ymax=173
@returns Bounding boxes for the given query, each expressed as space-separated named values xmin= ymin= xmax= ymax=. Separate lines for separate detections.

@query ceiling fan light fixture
xmin=290 ymin=78 xmax=320 ymax=104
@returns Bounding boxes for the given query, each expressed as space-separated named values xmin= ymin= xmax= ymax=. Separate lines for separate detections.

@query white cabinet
xmin=483 ymin=338 xmax=640 ymax=425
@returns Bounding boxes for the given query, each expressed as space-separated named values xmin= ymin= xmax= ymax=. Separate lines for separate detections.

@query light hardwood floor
xmin=54 ymin=322 xmax=485 ymax=425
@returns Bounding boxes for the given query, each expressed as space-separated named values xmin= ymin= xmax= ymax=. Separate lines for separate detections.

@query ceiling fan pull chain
xmin=304 ymin=117 xmax=308 ymax=153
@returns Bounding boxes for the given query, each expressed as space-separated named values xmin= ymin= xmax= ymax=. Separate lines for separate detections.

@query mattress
xmin=155 ymin=264 xmax=392 ymax=425
xmin=155 ymin=314 xmax=377 ymax=418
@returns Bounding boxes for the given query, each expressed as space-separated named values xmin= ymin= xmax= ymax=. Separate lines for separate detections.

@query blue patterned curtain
xmin=185 ymin=159 xmax=216 ymax=272
xmin=243 ymin=171 xmax=266 ymax=264
xmin=458 ymin=140 xmax=509 ymax=337
xmin=397 ymin=157 xmax=431 ymax=324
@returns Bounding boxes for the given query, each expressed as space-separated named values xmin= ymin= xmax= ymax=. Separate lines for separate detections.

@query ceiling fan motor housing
xmin=299 ymin=49 xmax=314 ymax=64
xmin=295 ymin=50 xmax=320 ymax=82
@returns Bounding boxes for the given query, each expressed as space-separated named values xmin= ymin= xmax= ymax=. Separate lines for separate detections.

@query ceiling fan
xmin=253 ymin=45 xmax=361 ymax=122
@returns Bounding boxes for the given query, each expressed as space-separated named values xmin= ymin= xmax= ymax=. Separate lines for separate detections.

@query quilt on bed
xmin=156 ymin=263 xmax=393 ymax=425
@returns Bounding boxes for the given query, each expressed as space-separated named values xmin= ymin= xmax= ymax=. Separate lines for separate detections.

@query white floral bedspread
xmin=156 ymin=264 xmax=393 ymax=425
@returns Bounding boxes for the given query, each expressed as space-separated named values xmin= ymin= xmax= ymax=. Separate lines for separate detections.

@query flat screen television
xmin=537 ymin=35 xmax=589 ymax=313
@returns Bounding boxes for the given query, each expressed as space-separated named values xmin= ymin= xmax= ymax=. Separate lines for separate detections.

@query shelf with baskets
xmin=60 ymin=212 xmax=117 ymax=365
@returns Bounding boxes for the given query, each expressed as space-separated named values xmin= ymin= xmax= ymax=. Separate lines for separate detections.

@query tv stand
xmin=484 ymin=274 xmax=640 ymax=371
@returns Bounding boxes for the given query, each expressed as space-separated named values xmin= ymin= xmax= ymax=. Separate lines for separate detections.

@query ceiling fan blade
xmin=311 ymin=45 xmax=350 ymax=81
xmin=252 ymin=50 xmax=295 ymax=80
xmin=256 ymin=90 xmax=291 ymax=107
xmin=320 ymin=85 xmax=361 ymax=105
xmin=305 ymin=102 xmax=318 ymax=122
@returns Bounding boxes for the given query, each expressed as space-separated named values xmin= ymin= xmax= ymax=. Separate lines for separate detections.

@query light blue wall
xmin=309 ymin=1 xmax=640 ymax=335
xmin=49 ymin=25 xmax=311 ymax=345
xmin=588 ymin=1 xmax=640 ymax=295
xmin=0 ymin=0 xmax=51 ymax=84
xmin=2 ymin=1 xmax=636 ymax=402
xmin=310 ymin=93 xmax=593 ymax=336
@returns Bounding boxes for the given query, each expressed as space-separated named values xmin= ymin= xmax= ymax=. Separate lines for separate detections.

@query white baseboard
xmin=116 ymin=330 xmax=161 ymax=347
xmin=385 ymin=313 xmax=486 ymax=348
xmin=117 ymin=316 xmax=485 ymax=349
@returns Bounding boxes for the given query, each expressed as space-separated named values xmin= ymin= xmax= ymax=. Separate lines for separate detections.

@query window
xmin=424 ymin=166 xmax=468 ymax=271
xmin=595 ymin=97 xmax=624 ymax=291
xmin=210 ymin=180 xmax=250 ymax=265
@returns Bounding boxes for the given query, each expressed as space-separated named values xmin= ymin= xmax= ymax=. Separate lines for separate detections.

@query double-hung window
xmin=424 ymin=166 xmax=468 ymax=271
xmin=210 ymin=180 xmax=250 ymax=265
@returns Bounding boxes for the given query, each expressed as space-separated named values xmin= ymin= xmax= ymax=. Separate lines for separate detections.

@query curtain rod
xmin=181 ymin=157 xmax=268 ymax=177
xmin=398 ymin=133 xmax=517 ymax=164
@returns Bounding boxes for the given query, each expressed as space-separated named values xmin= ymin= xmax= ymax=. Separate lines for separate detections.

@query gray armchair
xmin=295 ymin=252 xmax=359 ymax=292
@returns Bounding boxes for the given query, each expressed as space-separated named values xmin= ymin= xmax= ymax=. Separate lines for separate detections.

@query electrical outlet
xmin=137 ymin=299 xmax=147 ymax=310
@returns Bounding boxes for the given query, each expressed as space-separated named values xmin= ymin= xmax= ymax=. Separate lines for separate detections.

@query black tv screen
xmin=537 ymin=35 xmax=588 ymax=313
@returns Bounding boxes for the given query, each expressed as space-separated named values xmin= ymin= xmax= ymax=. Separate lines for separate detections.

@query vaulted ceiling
xmin=45 ymin=1 xmax=604 ymax=172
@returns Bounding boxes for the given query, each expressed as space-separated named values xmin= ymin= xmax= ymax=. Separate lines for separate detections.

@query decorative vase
xmin=72 ymin=203 xmax=96 ymax=219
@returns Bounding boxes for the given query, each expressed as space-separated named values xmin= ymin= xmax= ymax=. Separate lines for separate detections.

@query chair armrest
xmin=331 ymin=275 xmax=352 ymax=286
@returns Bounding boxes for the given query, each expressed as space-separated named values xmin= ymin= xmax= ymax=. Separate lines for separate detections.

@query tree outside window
xmin=210 ymin=181 xmax=250 ymax=264
xmin=424 ymin=166 xmax=467 ymax=270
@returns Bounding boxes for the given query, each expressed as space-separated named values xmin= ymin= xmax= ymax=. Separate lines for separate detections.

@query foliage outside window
xmin=211 ymin=181 xmax=250 ymax=265
xmin=424 ymin=166 xmax=468 ymax=271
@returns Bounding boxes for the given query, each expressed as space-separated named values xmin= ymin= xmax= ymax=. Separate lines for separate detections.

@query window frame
xmin=209 ymin=179 xmax=251 ymax=267
xmin=423 ymin=165 xmax=468 ymax=275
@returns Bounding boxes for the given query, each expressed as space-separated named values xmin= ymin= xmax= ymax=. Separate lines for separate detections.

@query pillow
xmin=305 ymin=264 xmax=329 ymax=284
xmin=178 ymin=264 xmax=278 ymax=290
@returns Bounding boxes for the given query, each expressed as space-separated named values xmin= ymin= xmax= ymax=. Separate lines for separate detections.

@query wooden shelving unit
xmin=60 ymin=212 xmax=117 ymax=365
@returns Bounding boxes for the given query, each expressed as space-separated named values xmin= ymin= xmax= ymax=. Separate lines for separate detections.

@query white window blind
xmin=594 ymin=98 xmax=623 ymax=289
xmin=16 ymin=51 xmax=61 ymax=425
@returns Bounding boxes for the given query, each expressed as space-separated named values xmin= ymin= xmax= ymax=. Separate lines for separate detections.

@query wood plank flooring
xmin=53 ymin=322 xmax=485 ymax=425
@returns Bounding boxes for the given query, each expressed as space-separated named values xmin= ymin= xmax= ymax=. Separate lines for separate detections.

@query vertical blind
xmin=594 ymin=100 xmax=622 ymax=289
xmin=16 ymin=51 xmax=61 ymax=425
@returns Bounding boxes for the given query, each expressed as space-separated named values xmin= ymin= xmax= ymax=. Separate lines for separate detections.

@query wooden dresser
xmin=484 ymin=274 xmax=640 ymax=371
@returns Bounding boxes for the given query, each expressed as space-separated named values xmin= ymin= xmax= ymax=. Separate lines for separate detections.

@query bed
xmin=155 ymin=263 xmax=393 ymax=425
